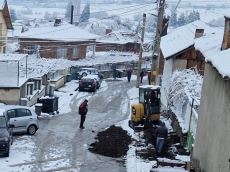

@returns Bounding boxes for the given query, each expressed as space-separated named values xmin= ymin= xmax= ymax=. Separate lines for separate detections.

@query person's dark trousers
xmin=156 ymin=137 xmax=165 ymax=155
xmin=140 ymin=76 xmax=143 ymax=83
xmin=80 ymin=114 xmax=86 ymax=128
xmin=148 ymin=79 xmax=150 ymax=85
xmin=128 ymin=75 xmax=131 ymax=82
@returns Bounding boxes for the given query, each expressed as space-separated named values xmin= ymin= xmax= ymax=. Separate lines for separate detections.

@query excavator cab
xmin=129 ymin=85 xmax=161 ymax=129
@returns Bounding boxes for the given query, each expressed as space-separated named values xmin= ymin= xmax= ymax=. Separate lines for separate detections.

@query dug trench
xmin=88 ymin=125 xmax=190 ymax=165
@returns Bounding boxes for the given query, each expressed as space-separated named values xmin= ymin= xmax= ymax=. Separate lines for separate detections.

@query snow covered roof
xmin=97 ymin=31 xmax=138 ymax=44
xmin=0 ymin=54 xmax=26 ymax=61
xmin=161 ymin=20 xmax=212 ymax=59
xmin=194 ymin=27 xmax=230 ymax=78
xmin=14 ymin=22 xmax=99 ymax=41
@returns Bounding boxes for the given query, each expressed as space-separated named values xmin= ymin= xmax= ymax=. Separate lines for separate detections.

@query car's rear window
xmin=82 ymin=78 xmax=94 ymax=82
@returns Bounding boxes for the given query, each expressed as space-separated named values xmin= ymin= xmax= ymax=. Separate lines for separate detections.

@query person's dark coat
xmin=156 ymin=122 xmax=168 ymax=139
xmin=127 ymin=69 xmax=132 ymax=82
xmin=79 ymin=100 xmax=88 ymax=115
xmin=140 ymin=71 xmax=144 ymax=83
xmin=140 ymin=71 xmax=144 ymax=77
xmin=151 ymin=92 xmax=158 ymax=105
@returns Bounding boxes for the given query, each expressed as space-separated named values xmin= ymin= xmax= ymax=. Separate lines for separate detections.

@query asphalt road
xmin=18 ymin=79 xmax=137 ymax=172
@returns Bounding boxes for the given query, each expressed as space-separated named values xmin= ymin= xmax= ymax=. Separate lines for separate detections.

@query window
xmin=57 ymin=48 xmax=67 ymax=59
xmin=73 ymin=47 xmax=79 ymax=58
xmin=27 ymin=45 xmax=37 ymax=55
xmin=17 ymin=109 xmax=32 ymax=117
xmin=0 ymin=116 xmax=6 ymax=127
xmin=7 ymin=109 xmax=16 ymax=119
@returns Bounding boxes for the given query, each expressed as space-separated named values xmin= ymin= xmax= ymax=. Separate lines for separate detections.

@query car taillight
xmin=79 ymin=80 xmax=82 ymax=86
xmin=92 ymin=81 xmax=95 ymax=86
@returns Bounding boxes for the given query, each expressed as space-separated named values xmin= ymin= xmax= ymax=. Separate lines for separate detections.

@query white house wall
xmin=161 ymin=58 xmax=173 ymax=108
xmin=192 ymin=63 xmax=230 ymax=172
xmin=0 ymin=12 xmax=8 ymax=53
xmin=0 ymin=88 xmax=20 ymax=104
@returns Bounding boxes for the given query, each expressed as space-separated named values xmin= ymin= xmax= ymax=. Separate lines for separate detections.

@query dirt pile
xmin=89 ymin=125 xmax=189 ymax=161
xmin=88 ymin=125 xmax=133 ymax=158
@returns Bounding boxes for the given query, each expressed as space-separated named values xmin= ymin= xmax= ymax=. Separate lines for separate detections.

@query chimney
xmin=106 ymin=29 xmax=112 ymax=35
xmin=161 ymin=17 xmax=169 ymax=36
xmin=195 ymin=29 xmax=204 ymax=38
xmin=221 ymin=16 xmax=230 ymax=50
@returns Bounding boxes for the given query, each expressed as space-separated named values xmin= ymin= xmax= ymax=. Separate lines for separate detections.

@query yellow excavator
xmin=128 ymin=85 xmax=161 ymax=130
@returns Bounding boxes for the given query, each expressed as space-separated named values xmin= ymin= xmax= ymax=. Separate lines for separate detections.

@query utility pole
xmin=70 ymin=5 xmax=74 ymax=24
xmin=150 ymin=0 xmax=165 ymax=85
xmin=136 ymin=13 xmax=146 ymax=88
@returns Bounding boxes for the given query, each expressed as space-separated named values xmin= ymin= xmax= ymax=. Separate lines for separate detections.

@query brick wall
xmin=19 ymin=38 xmax=96 ymax=60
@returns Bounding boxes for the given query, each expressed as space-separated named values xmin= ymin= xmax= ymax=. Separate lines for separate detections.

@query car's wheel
xmin=27 ymin=125 xmax=37 ymax=135
xmin=4 ymin=147 xmax=9 ymax=157
xmin=11 ymin=136 xmax=13 ymax=145
xmin=82 ymin=72 xmax=87 ymax=77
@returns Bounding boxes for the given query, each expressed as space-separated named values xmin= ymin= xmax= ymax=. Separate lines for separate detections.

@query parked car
xmin=0 ymin=111 xmax=14 ymax=157
xmin=0 ymin=105 xmax=39 ymax=135
xmin=87 ymin=74 xmax=102 ymax=89
xmin=79 ymin=76 xmax=97 ymax=92
xmin=77 ymin=68 xmax=99 ymax=78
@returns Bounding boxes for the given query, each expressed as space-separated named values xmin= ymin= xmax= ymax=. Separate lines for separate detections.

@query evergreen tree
xmin=187 ymin=10 xmax=196 ymax=23
xmin=135 ymin=21 xmax=142 ymax=33
xmin=186 ymin=10 xmax=200 ymax=24
xmin=169 ymin=5 xmax=177 ymax=27
xmin=79 ymin=3 xmax=90 ymax=22
xmin=65 ymin=0 xmax=73 ymax=19
xmin=145 ymin=15 xmax=157 ymax=32
xmin=9 ymin=8 xmax=17 ymax=22
xmin=177 ymin=13 xmax=186 ymax=27
xmin=170 ymin=11 xmax=177 ymax=27
xmin=195 ymin=11 xmax=200 ymax=20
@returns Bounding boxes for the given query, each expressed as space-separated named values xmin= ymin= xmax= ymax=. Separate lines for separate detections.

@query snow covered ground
xmin=0 ymin=76 xmax=190 ymax=172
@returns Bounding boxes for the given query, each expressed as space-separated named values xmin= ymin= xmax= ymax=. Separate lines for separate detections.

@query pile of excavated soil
xmin=89 ymin=125 xmax=189 ymax=160
xmin=88 ymin=125 xmax=133 ymax=158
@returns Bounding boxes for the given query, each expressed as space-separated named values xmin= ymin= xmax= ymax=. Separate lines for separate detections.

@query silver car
xmin=77 ymin=68 xmax=99 ymax=78
xmin=0 ymin=105 xmax=39 ymax=135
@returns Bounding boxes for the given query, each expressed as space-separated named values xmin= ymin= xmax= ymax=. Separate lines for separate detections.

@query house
xmin=159 ymin=20 xmax=215 ymax=151
xmin=160 ymin=20 xmax=212 ymax=108
xmin=192 ymin=16 xmax=230 ymax=172
xmin=0 ymin=54 xmax=47 ymax=106
xmin=0 ymin=53 xmax=76 ymax=106
xmin=12 ymin=20 xmax=98 ymax=60
xmin=0 ymin=0 xmax=13 ymax=53
xmin=96 ymin=30 xmax=143 ymax=54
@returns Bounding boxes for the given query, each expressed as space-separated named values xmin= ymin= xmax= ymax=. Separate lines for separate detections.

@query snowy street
xmin=1 ymin=77 xmax=137 ymax=172
xmin=0 ymin=76 xmax=189 ymax=172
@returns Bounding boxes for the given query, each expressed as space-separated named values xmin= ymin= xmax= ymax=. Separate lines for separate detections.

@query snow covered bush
xmin=168 ymin=68 xmax=203 ymax=132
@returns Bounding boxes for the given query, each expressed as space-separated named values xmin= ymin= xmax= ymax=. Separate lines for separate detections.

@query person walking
xmin=155 ymin=122 xmax=168 ymax=156
xmin=127 ymin=69 xmax=132 ymax=82
xmin=78 ymin=99 xmax=88 ymax=129
xmin=140 ymin=70 xmax=144 ymax=83
xmin=147 ymin=72 xmax=151 ymax=85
